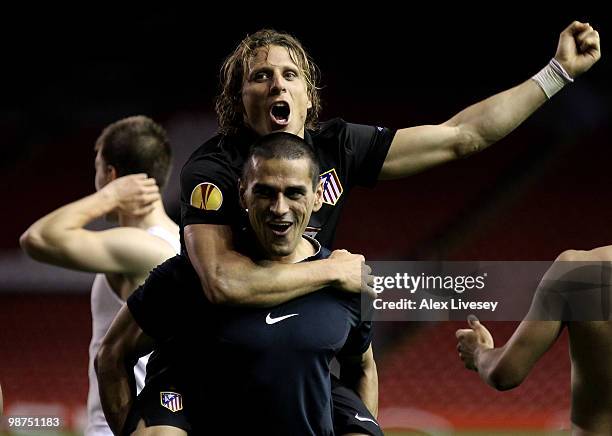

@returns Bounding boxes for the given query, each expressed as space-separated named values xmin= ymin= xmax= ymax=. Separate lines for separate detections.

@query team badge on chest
xmin=320 ymin=168 xmax=343 ymax=206
xmin=160 ymin=391 xmax=183 ymax=412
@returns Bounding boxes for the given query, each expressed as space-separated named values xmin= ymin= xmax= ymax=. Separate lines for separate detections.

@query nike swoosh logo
xmin=355 ymin=413 xmax=379 ymax=426
xmin=265 ymin=313 xmax=299 ymax=325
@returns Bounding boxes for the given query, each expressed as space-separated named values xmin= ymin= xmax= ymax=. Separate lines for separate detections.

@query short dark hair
xmin=243 ymin=132 xmax=320 ymax=189
xmin=95 ymin=116 xmax=172 ymax=189
xmin=216 ymin=29 xmax=321 ymax=135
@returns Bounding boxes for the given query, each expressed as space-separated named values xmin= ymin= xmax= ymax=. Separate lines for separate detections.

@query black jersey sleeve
xmin=338 ymin=320 xmax=373 ymax=358
xmin=180 ymin=155 xmax=241 ymax=227
xmin=128 ymin=283 xmax=176 ymax=343
xmin=126 ymin=257 xmax=195 ymax=342
xmin=343 ymin=122 xmax=396 ymax=188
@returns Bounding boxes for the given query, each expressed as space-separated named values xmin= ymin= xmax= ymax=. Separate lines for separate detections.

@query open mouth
xmin=269 ymin=102 xmax=290 ymax=126
xmin=267 ymin=221 xmax=293 ymax=236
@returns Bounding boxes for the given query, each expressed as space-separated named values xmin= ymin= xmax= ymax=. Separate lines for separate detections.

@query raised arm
xmin=185 ymin=224 xmax=372 ymax=306
xmin=95 ymin=305 xmax=154 ymax=435
xmin=380 ymin=21 xmax=601 ymax=179
xmin=20 ymin=174 xmax=170 ymax=274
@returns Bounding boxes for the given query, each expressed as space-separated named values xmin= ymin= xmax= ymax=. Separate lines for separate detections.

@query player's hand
xmin=554 ymin=21 xmax=601 ymax=78
xmin=101 ymin=174 xmax=161 ymax=216
xmin=455 ymin=315 xmax=494 ymax=371
xmin=328 ymin=249 xmax=375 ymax=297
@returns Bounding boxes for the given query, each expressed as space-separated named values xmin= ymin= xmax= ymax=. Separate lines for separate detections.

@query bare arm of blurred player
xmin=338 ymin=345 xmax=379 ymax=417
xmin=185 ymin=224 xmax=374 ymax=307
xmin=454 ymin=248 xmax=592 ymax=389
xmin=456 ymin=316 xmax=563 ymax=390
xmin=95 ymin=305 xmax=153 ymax=435
xmin=380 ymin=21 xmax=601 ymax=179
xmin=20 ymin=175 xmax=173 ymax=280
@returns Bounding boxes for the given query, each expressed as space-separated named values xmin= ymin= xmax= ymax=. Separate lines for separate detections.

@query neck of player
xmin=266 ymin=236 xmax=316 ymax=264
xmin=118 ymin=199 xmax=169 ymax=229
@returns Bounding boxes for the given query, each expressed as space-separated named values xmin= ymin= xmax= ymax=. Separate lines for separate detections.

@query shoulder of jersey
xmin=309 ymin=118 xmax=346 ymax=140
xmin=190 ymin=182 xmax=224 ymax=211
xmin=318 ymin=247 xmax=332 ymax=260
xmin=184 ymin=134 xmax=225 ymax=164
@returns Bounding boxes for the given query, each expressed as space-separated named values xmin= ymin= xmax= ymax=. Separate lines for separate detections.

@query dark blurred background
xmin=0 ymin=6 xmax=609 ymax=433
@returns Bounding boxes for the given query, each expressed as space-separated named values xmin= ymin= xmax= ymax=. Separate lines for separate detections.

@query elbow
xmin=200 ymin=275 xmax=242 ymax=306
xmin=486 ymin=365 xmax=524 ymax=391
xmin=451 ymin=125 xmax=487 ymax=158
xmin=94 ymin=344 xmax=108 ymax=377
xmin=444 ymin=120 xmax=498 ymax=158
xmin=95 ymin=342 xmax=121 ymax=377
xmin=19 ymin=229 xmax=48 ymax=259
xmin=203 ymin=283 xmax=230 ymax=305
xmin=556 ymin=249 xmax=583 ymax=262
xmin=198 ymin=262 xmax=256 ymax=306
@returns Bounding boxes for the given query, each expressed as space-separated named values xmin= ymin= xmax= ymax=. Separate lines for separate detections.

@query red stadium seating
xmin=0 ymin=294 xmax=90 ymax=431
xmin=378 ymin=322 xmax=571 ymax=431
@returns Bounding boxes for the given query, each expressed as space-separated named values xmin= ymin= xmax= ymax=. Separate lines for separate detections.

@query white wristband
xmin=532 ymin=58 xmax=574 ymax=99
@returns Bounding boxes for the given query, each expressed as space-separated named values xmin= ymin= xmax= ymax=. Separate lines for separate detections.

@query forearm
xmin=445 ymin=79 xmax=547 ymax=155
xmin=380 ymin=78 xmax=550 ymax=179
xmin=185 ymin=225 xmax=363 ymax=307
xmin=474 ymin=346 xmax=518 ymax=391
xmin=20 ymin=190 xmax=116 ymax=259
xmin=199 ymin=254 xmax=337 ymax=307
xmin=355 ymin=358 xmax=379 ymax=417
xmin=340 ymin=347 xmax=379 ymax=418
xmin=96 ymin=357 xmax=135 ymax=435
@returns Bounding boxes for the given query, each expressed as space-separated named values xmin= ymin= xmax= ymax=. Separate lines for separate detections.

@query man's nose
xmin=270 ymin=193 xmax=289 ymax=215
xmin=270 ymin=72 xmax=286 ymax=95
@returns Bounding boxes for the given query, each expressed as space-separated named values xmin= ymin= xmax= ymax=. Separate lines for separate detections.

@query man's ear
xmin=313 ymin=179 xmax=323 ymax=212
xmin=107 ymin=165 xmax=118 ymax=181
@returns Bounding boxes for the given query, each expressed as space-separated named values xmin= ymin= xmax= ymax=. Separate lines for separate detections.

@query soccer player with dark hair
xmin=97 ymin=133 xmax=379 ymax=435
xmin=20 ymin=116 xmax=180 ymax=436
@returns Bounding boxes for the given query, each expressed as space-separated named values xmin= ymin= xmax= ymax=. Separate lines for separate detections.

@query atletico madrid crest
xmin=320 ymin=168 xmax=343 ymax=206
xmin=160 ymin=391 xmax=183 ymax=412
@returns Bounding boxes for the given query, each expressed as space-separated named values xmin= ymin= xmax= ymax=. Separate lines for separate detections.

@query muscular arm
xmin=380 ymin=80 xmax=546 ymax=179
xmin=468 ymin=248 xmax=603 ymax=389
xmin=380 ymin=21 xmax=601 ymax=180
xmin=338 ymin=345 xmax=378 ymax=417
xmin=95 ymin=305 xmax=154 ymax=435
xmin=185 ymin=224 xmax=369 ymax=307
xmin=457 ymin=252 xmax=572 ymax=391
xmin=20 ymin=175 xmax=171 ymax=274
xmin=472 ymin=320 xmax=563 ymax=391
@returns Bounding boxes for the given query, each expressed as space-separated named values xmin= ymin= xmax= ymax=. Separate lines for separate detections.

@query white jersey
xmin=86 ymin=226 xmax=179 ymax=436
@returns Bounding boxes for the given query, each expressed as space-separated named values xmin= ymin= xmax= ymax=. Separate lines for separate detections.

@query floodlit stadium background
xmin=1 ymin=6 xmax=610 ymax=435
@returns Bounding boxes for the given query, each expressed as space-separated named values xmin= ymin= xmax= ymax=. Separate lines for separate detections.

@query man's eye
xmin=254 ymin=72 xmax=269 ymax=81
xmin=284 ymin=71 xmax=298 ymax=80
xmin=255 ymin=189 xmax=273 ymax=198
